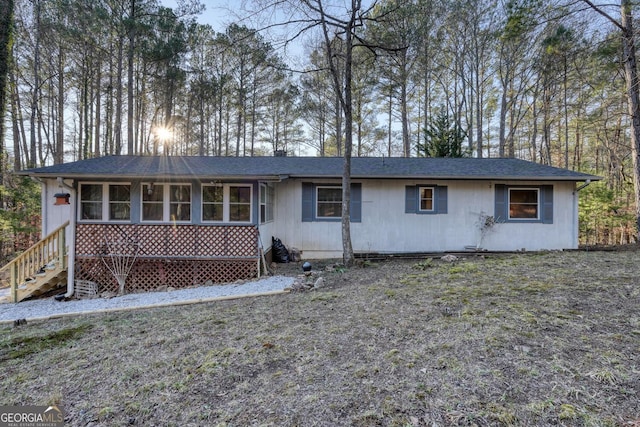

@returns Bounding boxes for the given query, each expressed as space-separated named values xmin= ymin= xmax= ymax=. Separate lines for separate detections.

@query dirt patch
xmin=0 ymin=251 xmax=639 ymax=426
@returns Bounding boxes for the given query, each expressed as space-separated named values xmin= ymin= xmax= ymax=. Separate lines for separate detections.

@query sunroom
xmin=72 ymin=179 xmax=272 ymax=295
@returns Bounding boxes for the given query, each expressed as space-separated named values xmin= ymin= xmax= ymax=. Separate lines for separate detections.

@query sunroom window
xmin=79 ymin=183 xmax=130 ymax=221
xmin=109 ymin=185 xmax=131 ymax=220
xmin=202 ymin=184 xmax=253 ymax=223
xmin=202 ymin=185 xmax=224 ymax=221
xmin=170 ymin=185 xmax=191 ymax=222
xmin=80 ymin=184 xmax=103 ymax=220
xmin=142 ymin=183 xmax=191 ymax=222
xmin=142 ymin=184 xmax=164 ymax=221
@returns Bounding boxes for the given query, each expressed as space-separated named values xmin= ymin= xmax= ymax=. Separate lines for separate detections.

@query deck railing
xmin=0 ymin=221 xmax=68 ymax=302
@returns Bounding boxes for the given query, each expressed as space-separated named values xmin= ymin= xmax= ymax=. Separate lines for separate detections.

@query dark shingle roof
xmin=18 ymin=155 xmax=600 ymax=182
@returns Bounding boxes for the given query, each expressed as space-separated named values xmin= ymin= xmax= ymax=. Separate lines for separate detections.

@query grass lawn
xmin=1 ymin=250 xmax=639 ymax=426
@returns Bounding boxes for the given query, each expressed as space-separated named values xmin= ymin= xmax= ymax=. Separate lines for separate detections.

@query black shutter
xmin=405 ymin=186 xmax=417 ymax=213
xmin=541 ymin=185 xmax=553 ymax=224
xmin=350 ymin=183 xmax=362 ymax=222
xmin=436 ymin=186 xmax=448 ymax=214
xmin=494 ymin=184 xmax=507 ymax=222
xmin=301 ymin=182 xmax=314 ymax=222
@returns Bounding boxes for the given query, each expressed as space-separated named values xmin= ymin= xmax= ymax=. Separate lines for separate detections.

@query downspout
xmin=575 ymin=179 xmax=592 ymax=193
xmin=573 ymin=179 xmax=592 ymax=248
xmin=57 ymin=177 xmax=76 ymax=298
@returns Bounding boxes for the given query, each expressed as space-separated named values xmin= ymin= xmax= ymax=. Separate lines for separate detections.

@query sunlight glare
xmin=155 ymin=126 xmax=173 ymax=143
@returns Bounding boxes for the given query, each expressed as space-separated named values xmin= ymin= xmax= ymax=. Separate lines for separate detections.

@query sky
xmin=159 ymin=0 xmax=310 ymax=65
xmin=160 ymin=0 xmax=233 ymax=31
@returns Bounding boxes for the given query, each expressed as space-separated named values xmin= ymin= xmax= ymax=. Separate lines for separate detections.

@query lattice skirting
xmin=74 ymin=257 xmax=259 ymax=294
xmin=75 ymin=224 xmax=259 ymax=258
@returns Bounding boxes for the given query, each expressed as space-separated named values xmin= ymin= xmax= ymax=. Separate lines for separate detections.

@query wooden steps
xmin=13 ymin=268 xmax=68 ymax=302
xmin=0 ymin=221 xmax=69 ymax=303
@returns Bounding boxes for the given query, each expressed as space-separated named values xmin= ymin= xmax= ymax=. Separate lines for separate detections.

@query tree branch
xmin=579 ymin=0 xmax=624 ymax=31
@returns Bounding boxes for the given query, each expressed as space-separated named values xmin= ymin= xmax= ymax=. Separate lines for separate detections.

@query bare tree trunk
xmin=400 ymin=76 xmax=410 ymax=157
xmin=620 ymin=2 xmax=640 ymax=242
xmin=115 ymin=33 xmax=124 ymax=155
xmin=9 ymin=66 xmax=25 ymax=170
xmin=106 ymin=45 xmax=114 ymax=155
xmin=319 ymin=0 xmax=357 ymax=266
xmin=94 ymin=60 xmax=102 ymax=157
xmin=341 ymin=26 xmax=354 ymax=266
xmin=0 ymin=0 xmax=13 ymax=173
xmin=563 ymin=57 xmax=569 ymax=169
xmin=498 ymin=72 xmax=507 ymax=158
xmin=29 ymin=0 xmax=41 ymax=168
xmin=580 ymin=0 xmax=640 ymax=241
xmin=56 ymin=45 xmax=64 ymax=164
xmin=475 ymin=62 xmax=483 ymax=158
xmin=334 ymin=94 xmax=342 ymax=156
xmin=198 ymin=84 xmax=205 ymax=156
xmin=250 ymin=83 xmax=257 ymax=156
xmin=387 ymin=88 xmax=392 ymax=157
xmin=127 ymin=0 xmax=135 ymax=155
xmin=236 ymin=62 xmax=244 ymax=157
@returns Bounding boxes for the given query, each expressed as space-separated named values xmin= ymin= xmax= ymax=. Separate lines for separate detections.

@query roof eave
xmin=17 ymin=170 xmax=601 ymax=183
xmin=293 ymin=174 xmax=602 ymax=181
xmin=17 ymin=172 xmax=286 ymax=181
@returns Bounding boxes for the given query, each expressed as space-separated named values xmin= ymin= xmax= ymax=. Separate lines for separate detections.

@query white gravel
xmin=0 ymin=276 xmax=295 ymax=323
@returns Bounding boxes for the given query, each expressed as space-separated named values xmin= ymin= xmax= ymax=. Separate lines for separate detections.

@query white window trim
xmin=508 ymin=187 xmax=540 ymax=220
xmin=78 ymin=182 xmax=131 ymax=223
xmin=260 ymin=183 xmax=274 ymax=224
xmin=315 ymin=185 xmax=342 ymax=218
xmin=202 ymin=183 xmax=253 ymax=224
xmin=418 ymin=186 xmax=435 ymax=213
xmin=141 ymin=183 xmax=192 ymax=223
xmin=202 ymin=184 xmax=224 ymax=223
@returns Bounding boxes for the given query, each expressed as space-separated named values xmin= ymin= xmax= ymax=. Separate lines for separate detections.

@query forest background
xmin=0 ymin=0 xmax=636 ymax=261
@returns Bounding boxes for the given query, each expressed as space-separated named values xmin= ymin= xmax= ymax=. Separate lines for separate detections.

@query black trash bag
xmin=272 ymin=236 xmax=290 ymax=263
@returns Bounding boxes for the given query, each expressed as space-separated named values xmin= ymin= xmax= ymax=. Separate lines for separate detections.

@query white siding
xmin=271 ymin=179 xmax=578 ymax=258
xmin=41 ymin=178 xmax=580 ymax=260
xmin=42 ymin=178 xmax=74 ymax=240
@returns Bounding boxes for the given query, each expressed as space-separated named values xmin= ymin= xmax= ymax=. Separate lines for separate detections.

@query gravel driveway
xmin=0 ymin=275 xmax=295 ymax=323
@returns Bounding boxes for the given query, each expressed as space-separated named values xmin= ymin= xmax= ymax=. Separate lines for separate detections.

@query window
xmin=202 ymin=184 xmax=253 ymax=223
xmin=229 ymin=186 xmax=251 ymax=222
xmin=170 ymin=185 xmax=191 ymax=221
xmin=80 ymin=184 xmax=103 ymax=220
xmin=142 ymin=184 xmax=164 ymax=221
xmin=109 ymin=185 xmax=131 ymax=220
xmin=509 ymin=188 xmax=538 ymax=219
xmin=405 ymin=185 xmax=447 ymax=215
xmin=494 ymin=185 xmax=553 ymax=224
xmin=79 ymin=183 xmax=131 ymax=221
xmin=419 ymin=187 xmax=434 ymax=212
xmin=316 ymin=186 xmax=342 ymax=218
xmin=301 ymin=182 xmax=361 ymax=222
xmin=202 ymin=185 xmax=224 ymax=221
xmin=260 ymin=184 xmax=274 ymax=223
xmin=142 ymin=183 xmax=191 ymax=222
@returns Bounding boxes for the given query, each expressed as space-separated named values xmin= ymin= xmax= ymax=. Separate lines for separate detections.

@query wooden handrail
xmin=0 ymin=221 xmax=69 ymax=302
